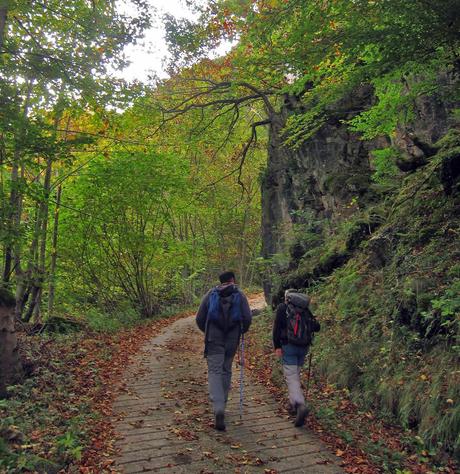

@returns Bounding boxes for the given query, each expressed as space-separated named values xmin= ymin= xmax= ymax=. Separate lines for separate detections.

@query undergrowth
xmin=0 ymin=333 xmax=102 ymax=473
xmin=264 ymin=128 xmax=460 ymax=469
xmin=248 ymin=309 xmax=459 ymax=473
xmin=0 ymin=306 xmax=190 ymax=473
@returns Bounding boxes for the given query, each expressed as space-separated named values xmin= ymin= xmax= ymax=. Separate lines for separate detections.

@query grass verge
xmin=245 ymin=309 xmax=459 ymax=474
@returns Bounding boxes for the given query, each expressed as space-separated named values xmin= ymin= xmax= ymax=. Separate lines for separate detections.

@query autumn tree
xmin=162 ymin=0 xmax=460 ymax=151
xmin=55 ymin=79 xmax=266 ymax=316
xmin=0 ymin=0 xmax=150 ymax=320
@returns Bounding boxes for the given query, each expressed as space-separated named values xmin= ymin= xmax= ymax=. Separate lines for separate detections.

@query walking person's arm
xmin=196 ymin=291 xmax=210 ymax=332
xmin=240 ymin=293 xmax=252 ymax=333
xmin=273 ymin=303 xmax=286 ymax=357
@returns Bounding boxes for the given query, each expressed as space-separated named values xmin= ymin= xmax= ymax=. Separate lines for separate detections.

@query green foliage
xmin=335 ymin=266 xmax=366 ymax=321
xmin=272 ymin=135 xmax=460 ymax=461
xmin=421 ymin=279 xmax=460 ymax=343
xmin=161 ymin=0 xmax=460 ymax=194
xmin=289 ymin=208 xmax=324 ymax=249
xmin=1 ymin=1 xmax=459 ymax=469
xmin=368 ymin=147 xmax=402 ymax=192
xmin=83 ymin=304 xmax=141 ymax=333
xmin=436 ymin=127 xmax=460 ymax=150
xmin=59 ymin=150 xmax=188 ymax=316
xmin=347 ymin=62 xmax=438 ymax=139
xmin=56 ymin=430 xmax=83 ymax=462
xmin=0 ymin=0 xmax=153 ymax=323
xmin=53 ymin=91 xmax=265 ymax=318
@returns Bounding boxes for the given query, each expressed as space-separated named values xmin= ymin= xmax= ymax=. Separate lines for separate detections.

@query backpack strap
xmin=207 ymin=287 xmax=221 ymax=322
xmin=229 ymin=290 xmax=242 ymax=324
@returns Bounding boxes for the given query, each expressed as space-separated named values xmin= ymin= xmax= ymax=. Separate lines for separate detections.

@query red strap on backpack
xmin=294 ymin=312 xmax=300 ymax=336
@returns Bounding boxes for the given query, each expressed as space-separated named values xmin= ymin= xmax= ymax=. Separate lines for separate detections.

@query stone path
xmin=113 ymin=298 xmax=344 ymax=473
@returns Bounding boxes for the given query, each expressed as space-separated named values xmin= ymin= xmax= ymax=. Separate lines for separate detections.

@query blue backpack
xmin=207 ymin=287 xmax=242 ymax=331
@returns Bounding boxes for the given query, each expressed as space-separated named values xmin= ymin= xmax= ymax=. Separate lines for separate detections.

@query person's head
xmin=219 ymin=271 xmax=236 ymax=284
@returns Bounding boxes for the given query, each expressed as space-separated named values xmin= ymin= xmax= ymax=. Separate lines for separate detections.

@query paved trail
xmin=113 ymin=297 xmax=343 ymax=473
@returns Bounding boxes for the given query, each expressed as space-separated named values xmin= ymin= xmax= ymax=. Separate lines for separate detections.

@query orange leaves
xmin=76 ymin=312 xmax=192 ymax=472
xmin=222 ymin=19 xmax=235 ymax=35
xmin=329 ymin=20 xmax=338 ymax=30
xmin=170 ymin=427 xmax=199 ymax=441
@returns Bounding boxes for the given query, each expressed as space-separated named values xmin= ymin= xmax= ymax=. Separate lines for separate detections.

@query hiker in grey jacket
xmin=196 ymin=271 xmax=252 ymax=431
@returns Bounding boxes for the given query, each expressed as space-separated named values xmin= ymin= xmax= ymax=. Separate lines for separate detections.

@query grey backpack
xmin=285 ymin=292 xmax=314 ymax=346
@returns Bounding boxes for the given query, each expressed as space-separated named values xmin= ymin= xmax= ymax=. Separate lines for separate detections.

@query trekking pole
xmin=239 ymin=328 xmax=245 ymax=420
xmin=305 ymin=351 xmax=313 ymax=399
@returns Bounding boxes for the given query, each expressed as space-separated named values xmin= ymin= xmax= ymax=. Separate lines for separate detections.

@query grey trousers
xmin=283 ymin=365 xmax=305 ymax=407
xmin=206 ymin=340 xmax=238 ymax=414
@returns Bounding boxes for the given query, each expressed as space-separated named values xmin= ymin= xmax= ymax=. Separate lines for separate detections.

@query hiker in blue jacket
xmin=196 ymin=271 xmax=252 ymax=431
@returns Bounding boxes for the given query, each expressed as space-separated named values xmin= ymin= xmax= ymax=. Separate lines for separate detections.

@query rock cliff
xmin=261 ymin=81 xmax=459 ymax=303
xmin=259 ymin=78 xmax=460 ymax=459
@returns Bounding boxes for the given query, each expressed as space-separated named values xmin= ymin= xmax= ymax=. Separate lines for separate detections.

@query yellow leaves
xmin=256 ymin=0 xmax=282 ymax=11
xmin=336 ymin=449 xmax=345 ymax=457
xmin=19 ymin=443 xmax=40 ymax=450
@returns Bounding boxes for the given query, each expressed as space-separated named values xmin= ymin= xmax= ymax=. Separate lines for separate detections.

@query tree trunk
xmin=4 ymin=156 xmax=19 ymax=283
xmin=238 ymin=205 xmax=249 ymax=287
xmin=1 ymin=82 xmax=32 ymax=316
xmin=0 ymin=5 xmax=7 ymax=52
xmin=0 ymin=288 xmax=23 ymax=398
xmin=47 ymin=185 xmax=61 ymax=316
xmin=20 ymin=203 xmax=40 ymax=322
xmin=26 ymin=104 xmax=63 ymax=321
xmin=2 ymin=239 xmax=12 ymax=284
xmin=0 ymin=132 xmax=9 ymax=283
xmin=31 ymin=152 xmax=53 ymax=322
xmin=13 ymin=163 xmax=26 ymax=320
xmin=1 ymin=130 xmax=11 ymax=282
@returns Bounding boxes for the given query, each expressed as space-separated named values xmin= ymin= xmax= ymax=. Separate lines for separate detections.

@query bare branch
xmin=237 ymin=119 xmax=271 ymax=190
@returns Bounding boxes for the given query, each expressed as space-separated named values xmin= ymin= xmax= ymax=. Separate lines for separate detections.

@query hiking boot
xmin=294 ymin=403 xmax=309 ymax=427
xmin=287 ymin=403 xmax=296 ymax=417
xmin=215 ymin=412 xmax=226 ymax=431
